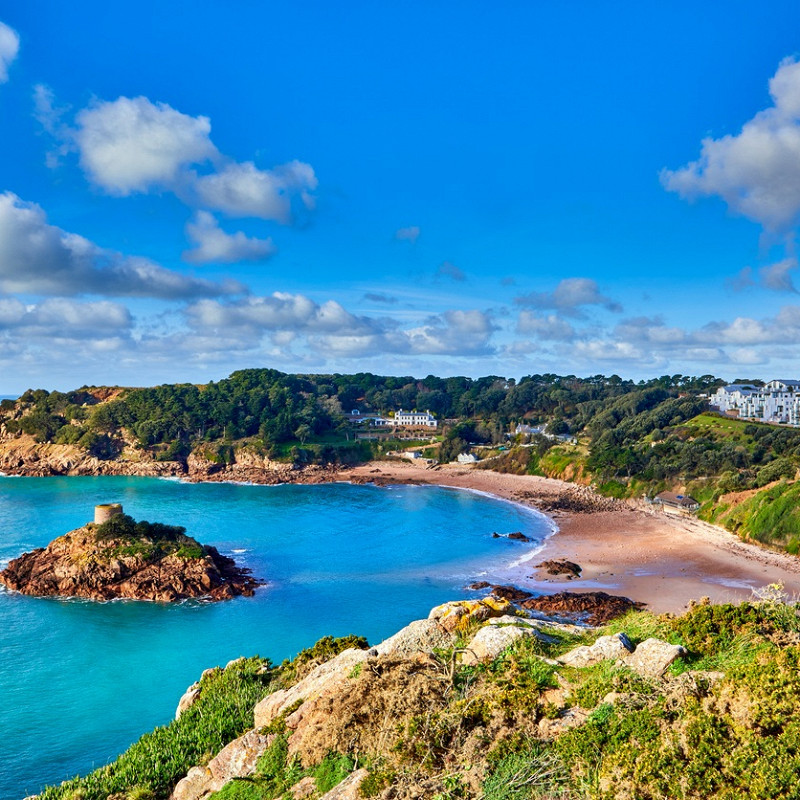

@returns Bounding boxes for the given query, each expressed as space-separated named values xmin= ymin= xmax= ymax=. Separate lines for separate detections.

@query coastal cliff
xmin=33 ymin=589 xmax=800 ymax=800
xmin=0 ymin=513 xmax=260 ymax=602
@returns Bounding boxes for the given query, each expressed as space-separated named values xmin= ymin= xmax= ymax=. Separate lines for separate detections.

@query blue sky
xmin=4 ymin=2 xmax=800 ymax=392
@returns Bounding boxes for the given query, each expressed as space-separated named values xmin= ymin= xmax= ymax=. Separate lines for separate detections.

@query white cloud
xmin=0 ymin=297 xmax=131 ymax=336
xmin=517 ymin=311 xmax=576 ymax=341
xmin=0 ymin=192 xmax=240 ymax=299
xmin=395 ymin=225 xmax=420 ymax=243
xmin=74 ymin=96 xmax=217 ymax=195
xmin=183 ymin=211 xmax=276 ymax=264
xmin=662 ymin=57 xmax=800 ymax=231
xmin=193 ymin=159 xmax=317 ymax=222
xmin=185 ymin=295 xmax=497 ymax=357
xmin=0 ymin=21 xmax=19 ymax=83
xmin=515 ymin=277 xmax=622 ymax=316
xmin=54 ymin=95 xmax=317 ymax=225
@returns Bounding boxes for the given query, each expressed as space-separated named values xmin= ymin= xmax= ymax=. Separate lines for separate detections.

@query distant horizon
xmin=4 ymin=4 xmax=800 ymax=387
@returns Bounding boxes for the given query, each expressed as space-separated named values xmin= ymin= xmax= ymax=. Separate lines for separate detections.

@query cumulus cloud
xmin=515 ymin=278 xmax=622 ymax=316
xmin=436 ymin=261 xmax=466 ymax=282
xmin=45 ymin=95 xmax=319 ymax=225
xmin=0 ymin=297 xmax=132 ymax=336
xmin=517 ymin=311 xmax=576 ymax=341
xmin=0 ymin=192 xmax=240 ymax=299
xmin=185 ymin=294 xmax=497 ymax=357
xmin=183 ymin=211 xmax=276 ymax=264
xmin=395 ymin=225 xmax=420 ymax=243
xmin=0 ymin=21 xmax=19 ymax=83
xmin=75 ymin=96 xmax=217 ymax=195
xmin=662 ymin=57 xmax=800 ymax=231
xmin=193 ymin=159 xmax=317 ymax=222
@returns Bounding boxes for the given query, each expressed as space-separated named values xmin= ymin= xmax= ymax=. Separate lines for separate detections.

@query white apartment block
xmin=709 ymin=379 xmax=800 ymax=426
xmin=394 ymin=409 xmax=438 ymax=428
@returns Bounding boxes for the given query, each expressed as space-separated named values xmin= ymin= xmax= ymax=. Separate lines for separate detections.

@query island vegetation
xmin=0 ymin=512 xmax=259 ymax=601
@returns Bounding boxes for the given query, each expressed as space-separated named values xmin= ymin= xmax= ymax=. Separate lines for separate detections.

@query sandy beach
xmin=336 ymin=460 xmax=800 ymax=615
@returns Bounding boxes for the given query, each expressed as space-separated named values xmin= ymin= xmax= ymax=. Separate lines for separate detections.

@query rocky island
xmin=0 ymin=503 xmax=260 ymax=602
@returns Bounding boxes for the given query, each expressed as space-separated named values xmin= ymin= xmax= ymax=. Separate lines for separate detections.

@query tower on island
xmin=94 ymin=503 xmax=123 ymax=525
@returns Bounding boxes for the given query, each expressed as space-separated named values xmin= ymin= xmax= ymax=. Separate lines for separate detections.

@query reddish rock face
xmin=0 ymin=527 xmax=261 ymax=602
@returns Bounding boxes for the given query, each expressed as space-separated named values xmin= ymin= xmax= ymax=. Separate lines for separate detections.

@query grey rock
xmin=461 ymin=623 xmax=538 ymax=666
xmin=375 ymin=618 xmax=455 ymax=656
xmin=624 ymin=638 xmax=687 ymax=678
xmin=175 ymin=681 xmax=201 ymax=720
xmin=557 ymin=633 xmax=635 ymax=668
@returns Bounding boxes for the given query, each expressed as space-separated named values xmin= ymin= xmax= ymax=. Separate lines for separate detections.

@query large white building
xmin=709 ymin=380 xmax=800 ymax=426
xmin=394 ymin=409 xmax=438 ymax=428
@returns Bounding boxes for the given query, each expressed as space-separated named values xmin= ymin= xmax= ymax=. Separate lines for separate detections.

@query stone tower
xmin=94 ymin=503 xmax=123 ymax=525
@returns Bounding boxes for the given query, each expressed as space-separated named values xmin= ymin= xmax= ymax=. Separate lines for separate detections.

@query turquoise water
xmin=0 ymin=476 xmax=550 ymax=799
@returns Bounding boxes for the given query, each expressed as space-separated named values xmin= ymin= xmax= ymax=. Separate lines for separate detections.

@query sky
xmin=4 ymin=2 xmax=800 ymax=392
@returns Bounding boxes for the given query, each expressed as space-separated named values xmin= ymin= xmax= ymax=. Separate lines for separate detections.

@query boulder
xmin=624 ymin=638 xmax=687 ymax=678
xmin=170 ymin=730 xmax=274 ymax=800
xmin=557 ymin=633 xmax=635 ymax=668
xmin=254 ymin=648 xmax=369 ymax=730
xmin=461 ymin=622 xmax=538 ymax=666
xmin=428 ymin=597 xmax=511 ymax=632
xmin=175 ymin=681 xmax=201 ymax=720
xmin=375 ymin=618 xmax=455 ymax=656
xmin=319 ymin=769 xmax=369 ymax=799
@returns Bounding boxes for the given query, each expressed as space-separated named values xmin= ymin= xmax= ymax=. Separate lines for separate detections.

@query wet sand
xmin=337 ymin=461 xmax=800 ymax=615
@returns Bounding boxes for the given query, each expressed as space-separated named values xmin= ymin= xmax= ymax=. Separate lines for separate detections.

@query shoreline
xmin=4 ymin=456 xmax=800 ymax=615
xmin=331 ymin=461 xmax=800 ymax=615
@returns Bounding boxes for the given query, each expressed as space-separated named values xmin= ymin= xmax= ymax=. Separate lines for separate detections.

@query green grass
xmin=714 ymin=481 xmax=800 ymax=551
xmin=38 ymin=658 xmax=273 ymax=800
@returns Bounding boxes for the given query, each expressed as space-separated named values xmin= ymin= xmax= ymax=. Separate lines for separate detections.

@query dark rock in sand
xmin=519 ymin=591 xmax=645 ymax=626
xmin=535 ymin=559 xmax=582 ymax=578
xmin=488 ymin=584 xmax=534 ymax=602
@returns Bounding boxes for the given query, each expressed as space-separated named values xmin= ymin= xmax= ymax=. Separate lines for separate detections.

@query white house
xmin=709 ymin=380 xmax=800 ymax=426
xmin=394 ymin=409 xmax=438 ymax=428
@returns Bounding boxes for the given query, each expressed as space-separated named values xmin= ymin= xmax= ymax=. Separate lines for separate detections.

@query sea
xmin=0 ymin=476 xmax=552 ymax=799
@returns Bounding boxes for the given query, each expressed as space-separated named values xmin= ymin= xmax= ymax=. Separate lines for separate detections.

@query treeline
xmin=0 ymin=369 xmax=722 ymax=465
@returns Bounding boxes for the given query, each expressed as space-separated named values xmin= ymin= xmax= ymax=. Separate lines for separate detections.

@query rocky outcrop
xmin=0 ymin=436 xmax=184 ymax=477
xmin=461 ymin=621 xmax=540 ymax=665
xmin=519 ymin=590 xmax=645 ymax=625
xmin=557 ymin=632 xmax=635 ymax=668
xmin=623 ymin=638 xmax=687 ymax=678
xmin=0 ymin=522 xmax=260 ymax=602
xmin=170 ymin=730 xmax=275 ymax=800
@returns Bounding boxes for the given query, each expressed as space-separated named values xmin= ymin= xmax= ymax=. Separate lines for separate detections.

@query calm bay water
xmin=0 ymin=476 xmax=550 ymax=799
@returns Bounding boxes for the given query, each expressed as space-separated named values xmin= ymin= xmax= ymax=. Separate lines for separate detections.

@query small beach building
xmin=653 ymin=491 xmax=700 ymax=512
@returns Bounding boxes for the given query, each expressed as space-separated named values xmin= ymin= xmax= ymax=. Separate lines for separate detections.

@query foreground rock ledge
xmin=0 ymin=514 xmax=261 ymax=602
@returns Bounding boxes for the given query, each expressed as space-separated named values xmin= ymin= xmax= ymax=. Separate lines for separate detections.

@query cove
xmin=0 ymin=476 xmax=551 ymax=799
